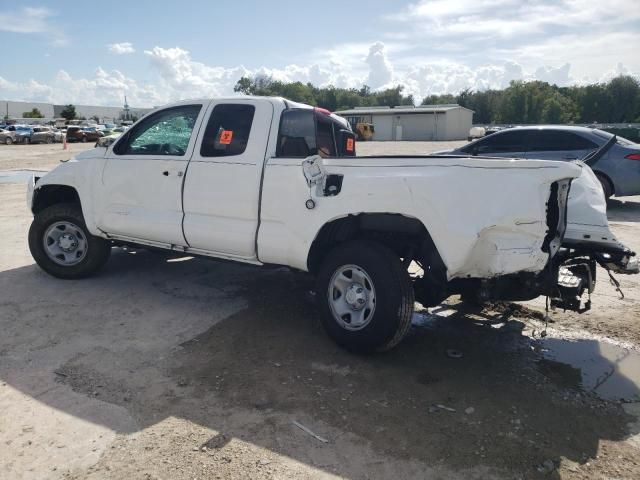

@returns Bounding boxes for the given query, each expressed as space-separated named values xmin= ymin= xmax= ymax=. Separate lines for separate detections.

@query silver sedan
xmin=439 ymin=126 xmax=640 ymax=198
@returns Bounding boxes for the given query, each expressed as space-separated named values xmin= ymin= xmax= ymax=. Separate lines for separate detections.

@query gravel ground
xmin=1 ymin=141 xmax=639 ymax=480
xmin=0 ymin=142 xmax=95 ymax=171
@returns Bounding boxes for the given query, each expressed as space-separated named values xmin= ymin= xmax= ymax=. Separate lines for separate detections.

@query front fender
xmin=29 ymin=151 xmax=106 ymax=236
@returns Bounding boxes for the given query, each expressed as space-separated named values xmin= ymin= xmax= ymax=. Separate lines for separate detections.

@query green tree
xmin=234 ymin=76 xmax=255 ymax=95
xmin=540 ymin=92 xmax=578 ymax=123
xmin=234 ymin=74 xmax=640 ymax=125
xmin=606 ymin=75 xmax=640 ymax=123
xmin=23 ymin=108 xmax=44 ymax=118
xmin=570 ymin=83 xmax=609 ymax=123
xmin=421 ymin=93 xmax=456 ymax=105
xmin=60 ymin=104 xmax=77 ymax=121
xmin=233 ymin=77 xmax=414 ymax=111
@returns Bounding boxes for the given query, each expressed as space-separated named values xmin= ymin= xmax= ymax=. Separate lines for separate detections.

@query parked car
xmin=26 ymin=97 xmax=636 ymax=352
xmin=51 ymin=128 xmax=64 ymax=142
xmin=95 ymin=131 xmax=123 ymax=147
xmin=467 ymin=126 xmax=486 ymax=141
xmin=1 ymin=125 xmax=30 ymax=143
xmin=14 ymin=125 xmax=34 ymax=144
xmin=66 ymin=126 xmax=104 ymax=143
xmin=438 ymin=126 xmax=640 ymax=199
xmin=30 ymin=127 xmax=56 ymax=144
xmin=0 ymin=128 xmax=17 ymax=145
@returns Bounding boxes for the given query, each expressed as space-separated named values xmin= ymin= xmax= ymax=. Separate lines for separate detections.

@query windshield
xmin=592 ymin=129 xmax=635 ymax=146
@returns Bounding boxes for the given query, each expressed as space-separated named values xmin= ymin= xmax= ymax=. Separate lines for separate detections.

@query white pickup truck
xmin=26 ymin=97 xmax=636 ymax=351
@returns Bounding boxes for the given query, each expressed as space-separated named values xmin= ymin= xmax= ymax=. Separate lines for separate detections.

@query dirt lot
xmin=1 ymin=142 xmax=640 ymax=480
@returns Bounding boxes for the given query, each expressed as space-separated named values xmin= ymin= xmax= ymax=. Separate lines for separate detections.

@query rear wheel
xmin=46 ymin=136 xmax=53 ymax=144
xmin=23 ymin=137 xmax=30 ymax=145
xmin=4 ymin=137 xmax=12 ymax=145
xmin=595 ymin=173 xmax=613 ymax=200
xmin=28 ymin=203 xmax=111 ymax=279
xmin=81 ymin=136 xmax=87 ymax=143
xmin=316 ymin=241 xmax=414 ymax=353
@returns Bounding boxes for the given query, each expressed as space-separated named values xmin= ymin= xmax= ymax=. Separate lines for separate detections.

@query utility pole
xmin=123 ymin=95 xmax=130 ymax=121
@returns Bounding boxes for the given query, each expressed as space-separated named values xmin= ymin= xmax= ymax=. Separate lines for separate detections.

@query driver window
xmin=115 ymin=105 xmax=202 ymax=156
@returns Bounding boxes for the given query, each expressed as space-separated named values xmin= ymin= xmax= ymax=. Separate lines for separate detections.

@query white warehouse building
xmin=336 ymin=104 xmax=474 ymax=141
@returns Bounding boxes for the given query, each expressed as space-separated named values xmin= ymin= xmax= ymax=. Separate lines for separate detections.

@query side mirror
xmin=337 ymin=129 xmax=356 ymax=157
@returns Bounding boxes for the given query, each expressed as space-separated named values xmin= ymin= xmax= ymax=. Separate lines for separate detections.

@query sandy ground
xmin=0 ymin=142 xmax=95 ymax=171
xmin=1 ymin=141 xmax=640 ymax=480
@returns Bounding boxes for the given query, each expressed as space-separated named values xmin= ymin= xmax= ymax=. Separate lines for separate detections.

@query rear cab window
xmin=277 ymin=108 xmax=353 ymax=158
xmin=277 ymin=109 xmax=316 ymax=157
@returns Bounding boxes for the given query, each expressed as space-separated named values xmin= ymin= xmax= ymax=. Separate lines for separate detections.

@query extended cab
xmin=26 ymin=97 xmax=626 ymax=351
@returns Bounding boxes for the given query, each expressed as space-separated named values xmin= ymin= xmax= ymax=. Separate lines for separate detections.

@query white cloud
xmin=534 ymin=63 xmax=571 ymax=87
xmin=0 ymin=40 xmax=637 ymax=108
xmin=0 ymin=7 xmax=67 ymax=45
xmin=108 ymin=42 xmax=135 ymax=54
xmin=0 ymin=68 xmax=162 ymax=107
xmin=366 ymin=42 xmax=394 ymax=88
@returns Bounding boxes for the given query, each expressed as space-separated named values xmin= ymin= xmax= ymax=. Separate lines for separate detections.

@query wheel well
xmin=594 ymin=171 xmax=614 ymax=195
xmin=32 ymin=185 xmax=81 ymax=214
xmin=307 ymin=213 xmax=446 ymax=275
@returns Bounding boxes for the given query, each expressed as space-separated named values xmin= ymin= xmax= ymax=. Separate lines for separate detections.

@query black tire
xmin=46 ymin=136 xmax=53 ymax=144
xmin=23 ymin=137 xmax=30 ymax=145
xmin=595 ymin=173 xmax=613 ymax=200
xmin=81 ymin=136 xmax=87 ymax=143
xmin=316 ymin=241 xmax=414 ymax=353
xmin=5 ymin=137 xmax=12 ymax=145
xmin=28 ymin=203 xmax=111 ymax=279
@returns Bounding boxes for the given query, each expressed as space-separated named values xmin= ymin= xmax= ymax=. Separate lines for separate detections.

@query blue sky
xmin=1 ymin=0 xmax=639 ymax=107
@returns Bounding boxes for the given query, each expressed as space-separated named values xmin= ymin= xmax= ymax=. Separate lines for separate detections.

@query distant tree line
xmin=234 ymin=77 xmax=414 ymax=112
xmin=22 ymin=108 xmax=44 ymax=118
xmin=235 ymin=75 xmax=640 ymax=124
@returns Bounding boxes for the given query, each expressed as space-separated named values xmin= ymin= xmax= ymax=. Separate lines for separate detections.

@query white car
xmin=25 ymin=97 xmax=635 ymax=351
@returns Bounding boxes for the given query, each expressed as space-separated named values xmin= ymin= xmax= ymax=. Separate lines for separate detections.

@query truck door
xmin=181 ymin=99 xmax=273 ymax=258
xmin=98 ymin=103 xmax=205 ymax=246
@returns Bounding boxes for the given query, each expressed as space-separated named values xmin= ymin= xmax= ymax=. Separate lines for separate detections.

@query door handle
xmin=162 ymin=171 xmax=183 ymax=177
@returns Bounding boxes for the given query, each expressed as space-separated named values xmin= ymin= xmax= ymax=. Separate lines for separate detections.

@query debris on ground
xmin=292 ymin=420 xmax=329 ymax=443
xmin=446 ymin=349 xmax=463 ymax=359
xmin=432 ymin=404 xmax=456 ymax=413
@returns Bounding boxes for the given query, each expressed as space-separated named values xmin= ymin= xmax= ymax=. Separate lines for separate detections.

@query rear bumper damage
xmin=420 ymin=177 xmax=638 ymax=314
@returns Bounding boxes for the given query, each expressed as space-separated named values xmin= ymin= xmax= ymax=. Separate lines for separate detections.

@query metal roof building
xmin=335 ymin=104 xmax=474 ymax=141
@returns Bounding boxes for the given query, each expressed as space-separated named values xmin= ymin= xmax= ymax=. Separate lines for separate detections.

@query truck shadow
xmin=1 ymin=248 xmax=638 ymax=479
xmin=607 ymin=197 xmax=640 ymax=222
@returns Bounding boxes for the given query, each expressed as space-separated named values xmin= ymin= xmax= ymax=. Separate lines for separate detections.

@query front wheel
xmin=28 ymin=203 xmax=111 ymax=279
xmin=316 ymin=241 xmax=414 ymax=353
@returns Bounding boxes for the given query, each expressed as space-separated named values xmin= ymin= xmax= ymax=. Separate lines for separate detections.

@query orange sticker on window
xmin=219 ymin=130 xmax=233 ymax=145
xmin=346 ymin=138 xmax=355 ymax=152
